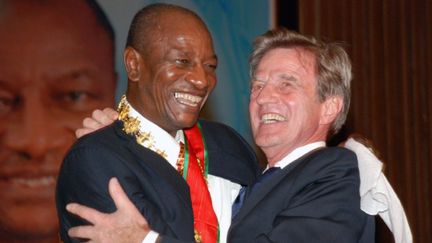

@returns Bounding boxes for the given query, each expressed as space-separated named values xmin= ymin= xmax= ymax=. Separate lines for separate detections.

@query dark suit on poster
xmin=56 ymin=120 xmax=258 ymax=243
xmin=228 ymin=147 xmax=375 ymax=243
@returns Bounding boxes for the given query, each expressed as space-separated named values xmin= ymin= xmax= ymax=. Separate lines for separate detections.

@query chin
xmin=175 ymin=116 xmax=199 ymax=129
xmin=254 ymin=134 xmax=281 ymax=148
xmin=0 ymin=201 xmax=58 ymax=241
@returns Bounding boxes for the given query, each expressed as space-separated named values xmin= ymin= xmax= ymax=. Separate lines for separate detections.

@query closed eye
xmin=205 ymin=63 xmax=217 ymax=70
xmin=175 ymin=59 xmax=190 ymax=65
xmin=250 ymin=81 xmax=265 ymax=93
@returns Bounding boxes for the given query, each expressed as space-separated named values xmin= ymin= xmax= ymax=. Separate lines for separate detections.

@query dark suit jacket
xmin=227 ymin=147 xmax=375 ymax=243
xmin=56 ymin=120 xmax=259 ymax=243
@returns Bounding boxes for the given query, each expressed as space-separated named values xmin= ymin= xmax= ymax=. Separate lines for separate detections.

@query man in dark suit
xmin=226 ymin=29 xmax=375 ymax=242
xmin=64 ymin=29 xmax=375 ymax=242
xmin=56 ymin=3 xmax=258 ymax=243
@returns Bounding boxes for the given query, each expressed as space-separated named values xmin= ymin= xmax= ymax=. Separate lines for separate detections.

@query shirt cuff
xmin=141 ymin=230 xmax=159 ymax=243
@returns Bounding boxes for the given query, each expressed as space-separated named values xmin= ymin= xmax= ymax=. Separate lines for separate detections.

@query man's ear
xmin=124 ymin=47 xmax=142 ymax=82
xmin=320 ymin=96 xmax=343 ymax=125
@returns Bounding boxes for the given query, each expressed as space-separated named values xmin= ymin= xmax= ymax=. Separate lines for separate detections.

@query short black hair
xmin=125 ymin=3 xmax=206 ymax=53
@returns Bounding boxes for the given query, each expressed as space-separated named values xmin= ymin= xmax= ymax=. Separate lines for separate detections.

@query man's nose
xmin=3 ymin=100 xmax=67 ymax=159
xmin=185 ymin=64 xmax=208 ymax=89
xmin=256 ymin=83 xmax=278 ymax=105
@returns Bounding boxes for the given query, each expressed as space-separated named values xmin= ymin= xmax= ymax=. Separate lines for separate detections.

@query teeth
xmin=12 ymin=176 xmax=55 ymax=187
xmin=175 ymin=92 xmax=202 ymax=107
xmin=261 ymin=113 xmax=286 ymax=124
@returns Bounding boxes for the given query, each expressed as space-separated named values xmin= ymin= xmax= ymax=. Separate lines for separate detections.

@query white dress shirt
xmin=271 ymin=141 xmax=326 ymax=170
xmin=125 ymin=102 xmax=240 ymax=243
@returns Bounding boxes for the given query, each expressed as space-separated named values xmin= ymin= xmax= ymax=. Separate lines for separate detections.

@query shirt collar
xmin=126 ymin=99 xmax=183 ymax=168
xmin=272 ymin=141 xmax=326 ymax=169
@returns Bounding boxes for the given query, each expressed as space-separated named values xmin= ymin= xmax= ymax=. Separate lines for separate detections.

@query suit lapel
xmin=114 ymin=121 xmax=192 ymax=210
xmin=232 ymin=148 xmax=324 ymax=225
xmin=231 ymin=160 xmax=300 ymax=225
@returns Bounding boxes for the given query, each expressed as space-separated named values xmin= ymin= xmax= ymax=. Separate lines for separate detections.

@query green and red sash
xmin=181 ymin=122 xmax=219 ymax=243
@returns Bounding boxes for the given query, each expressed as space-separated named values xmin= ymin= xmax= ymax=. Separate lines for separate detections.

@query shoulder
xmin=198 ymin=120 xmax=253 ymax=153
xmin=289 ymin=146 xmax=360 ymax=186
xmin=198 ymin=120 xmax=260 ymax=185
xmin=68 ymin=120 xmax=134 ymax=158
xmin=75 ymin=120 xmax=126 ymax=149
xmin=62 ymin=120 xmax=134 ymax=171
xmin=198 ymin=120 xmax=244 ymax=140
xmin=302 ymin=146 xmax=357 ymax=168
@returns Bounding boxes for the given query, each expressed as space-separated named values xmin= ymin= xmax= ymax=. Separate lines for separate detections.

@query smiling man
xmin=56 ymin=3 xmax=258 ymax=243
xmin=0 ymin=0 xmax=116 ymax=242
xmin=227 ymin=29 xmax=374 ymax=242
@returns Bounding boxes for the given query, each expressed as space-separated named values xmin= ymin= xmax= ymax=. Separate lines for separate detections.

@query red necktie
xmin=177 ymin=125 xmax=218 ymax=243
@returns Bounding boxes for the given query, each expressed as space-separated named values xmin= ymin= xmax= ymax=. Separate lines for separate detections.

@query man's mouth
xmin=12 ymin=176 xmax=56 ymax=187
xmin=261 ymin=113 xmax=286 ymax=124
xmin=174 ymin=92 xmax=203 ymax=107
xmin=1 ymin=175 xmax=56 ymax=188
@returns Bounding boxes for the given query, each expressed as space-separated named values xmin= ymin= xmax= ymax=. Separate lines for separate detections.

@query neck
xmin=263 ymin=139 xmax=324 ymax=166
xmin=264 ymin=148 xmax=293 ymax=167
xmin=167 ymin=130 xmax=177 ymax=137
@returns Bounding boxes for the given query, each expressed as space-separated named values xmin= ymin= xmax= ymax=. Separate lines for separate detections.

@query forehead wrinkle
xmin=293 ymin=47 xmax=316 ymax=77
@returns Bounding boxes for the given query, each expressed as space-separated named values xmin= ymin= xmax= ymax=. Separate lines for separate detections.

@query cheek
xmin=51 ymin=110 xmax=91 ymax=130
xmin=154 ymin=67 xmax=182 ymax=97
xmin=159 ymin=64 xmax=184 ymax=80
xmin=207 ymin=73 xmax=217 ymax=89
xmin=165 ymin=69 xmax=177 ymax=79
xmin=249 ymin=103 xmax=260 ymax=130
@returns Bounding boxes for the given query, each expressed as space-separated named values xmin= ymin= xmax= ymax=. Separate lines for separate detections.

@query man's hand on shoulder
xmin=66 ymin=178 xmax=150 ymax=243
xmin=75 ymin=108 xmax=118 ymax=138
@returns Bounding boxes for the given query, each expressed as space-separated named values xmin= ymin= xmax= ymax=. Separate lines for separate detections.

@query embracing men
xmin=57 ymin=3 xmax=374 ymax=243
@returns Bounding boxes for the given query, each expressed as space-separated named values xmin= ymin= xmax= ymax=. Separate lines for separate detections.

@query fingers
xmin=83 ymin=117 xmax=104 ymax=130
xmin=102 ymin=107 xmax=119 ymax=120
xmin=108 ymin=178 xmax=148 ymax=225
xmin=68 ymin=225 xmax=94 ymax=240
xmin=66 ymin=203 xmax=105 ymax=225
xmin=109 ymin=178 xmax=135 ymax=210
xmin=75 ymin=108 xmax=118 ymax=139
xmin=93 ymin=109 xmax=116 ymax=126
xmin=76 ymin=128 xmax=95 ymax=138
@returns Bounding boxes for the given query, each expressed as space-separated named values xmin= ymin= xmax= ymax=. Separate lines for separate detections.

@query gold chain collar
xmin=117 ymin=95 xmax=168 ymax=159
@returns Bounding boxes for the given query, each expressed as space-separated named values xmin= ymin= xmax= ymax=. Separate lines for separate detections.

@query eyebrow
xmin=171 ymin=47 xmax=218 ymax=61
xmin=251 ymin=76 xmax=266 ymax=83
xmin=278 ymin=73 xmax=298 ymax=82
xmin=251 ymin=73 xmax=299 ymax=83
